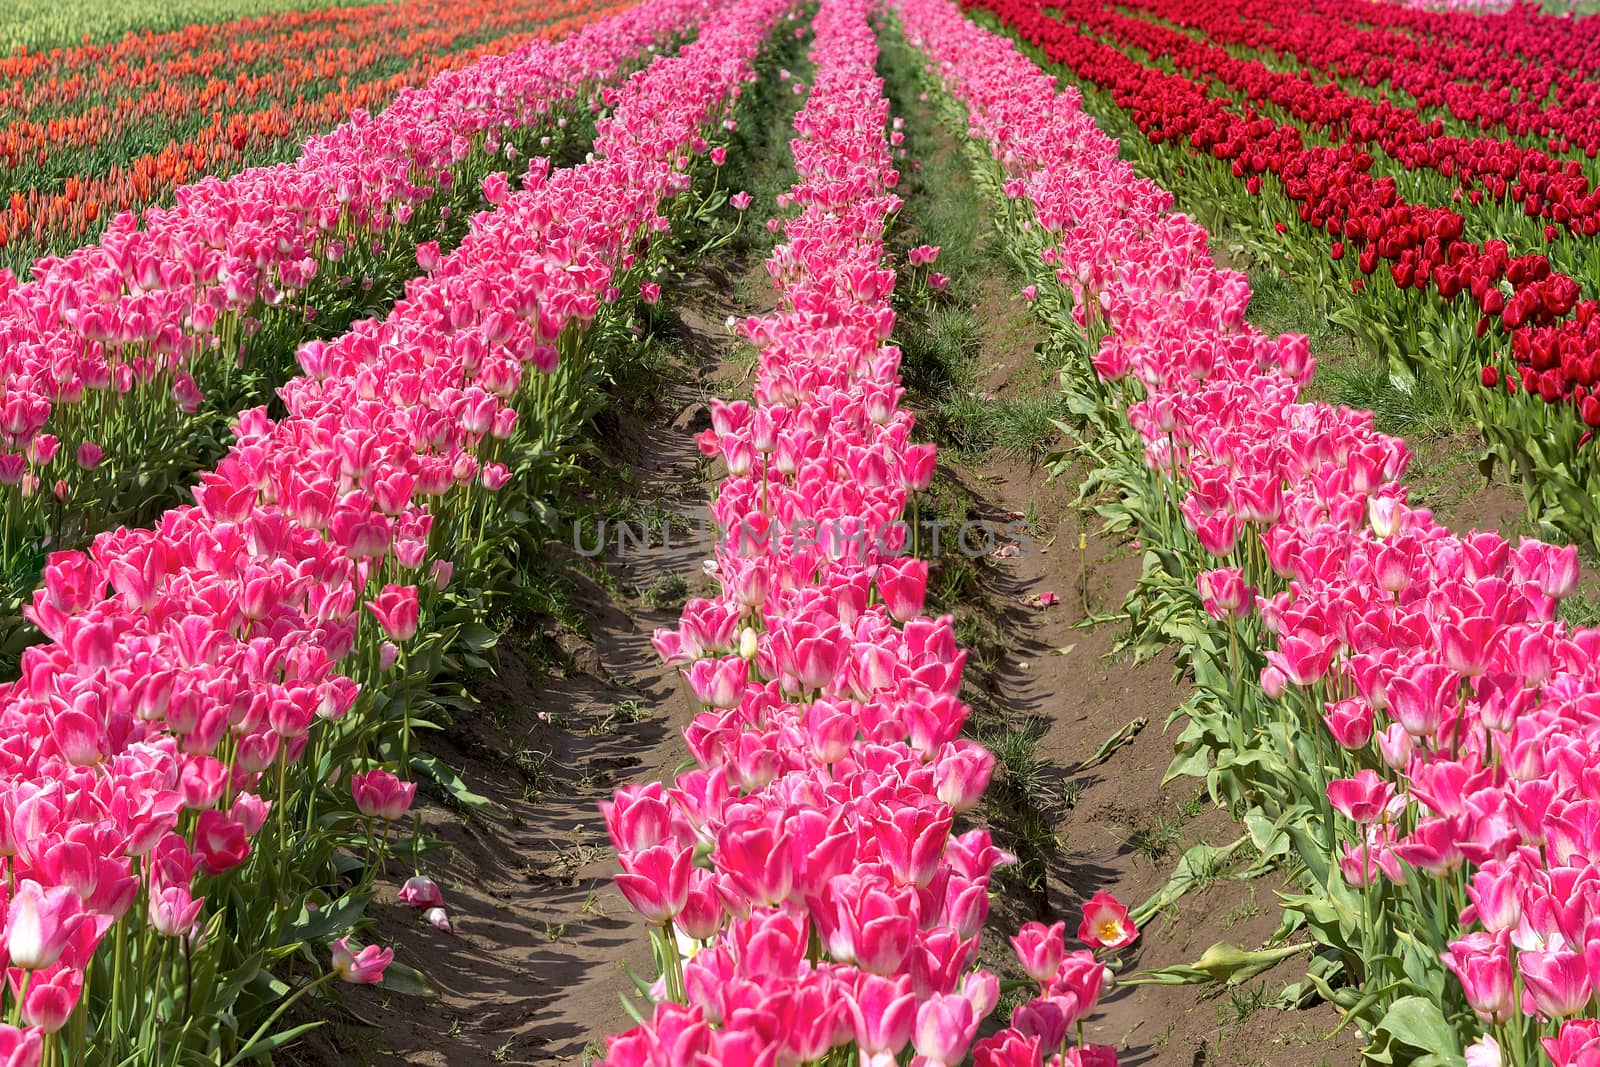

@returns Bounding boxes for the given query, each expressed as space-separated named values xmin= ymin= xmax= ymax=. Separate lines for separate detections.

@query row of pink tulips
xmin=598 ymin=2 xmax=1135 ymax=1064
xmin=0 ymin=0 xmax=797 ymax=1059
xmin=0 ymin=0 xmax=707 ymax=589
xmin=910 ymin=0 xmax=1600 ymax=1062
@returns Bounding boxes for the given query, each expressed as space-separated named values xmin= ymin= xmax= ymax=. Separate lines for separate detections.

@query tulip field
xmin=5 ymin=0 xmax=1600 ymax=1063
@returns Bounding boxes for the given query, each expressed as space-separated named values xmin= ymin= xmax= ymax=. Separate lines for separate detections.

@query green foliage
xmin=1313 ymin=358 xmax=1453 ymax=440
xmin=3 ymin=0 xmax=389 ymax=51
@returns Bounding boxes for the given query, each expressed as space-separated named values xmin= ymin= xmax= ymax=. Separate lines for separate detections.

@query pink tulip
xmin=1521 ymin=949 xmax=1592 ymax=1019
xmin=1326 ymin=770 xmax=1396 ymax=824
xmin=0 ymin=1026 xmax=42 ymax=1067
xmin=1546 ymin=1020 xmax=1600 ymax=1067
xmin=195 ymin=810 xmax=251 ymax=875
xmin=481 ymin=172 xmax=510 ymax=205
xmin=1077 ymin=891 xmax=1137 ymax=949
xmin=847 ymin=972 xmax=917 ymax=1056
xmin=684 ymin=656 xmax=749 ymax=710
xmin=351 ymin=768 xmax=417 ymax=822
xmin=74 ymin=443 xmax=103 ymax=470
xmin=1010 ymin=921 xmax=1065 ymax=985
xmin=828 ymin=877 xmax=917 ymax=974
xmin=615 ymin=843 xmax=691 ymax=925
xmin=1052 ymin=950 xmax=1107 ymax=1010
xmin=366 ymin=584 xmax=420 ymax=642
xmin=878 ymin=557 xmax=929 ymax=622
xmin=933 ymin=741 xmax=995 ymax=814
xmin=913 ymin=993 xmax=975 ymax=1065
xmin=149 ymin=886 xmax=206 ymax=938
xmin=972 ymin=1030 xmax=1043 ymax=1067
xmin=1443 ymin=932 xmax=1515 ymax=1023
xmin=398 ymin=876 xmax=445 ymax=909
xmin=599 ymin=783 xmax=674 ymax=853
xmin=331 ymin=936 xmax=393 ymax=984
xmin=1196 ymin=568 xmax=1252 ymax=619
xmin=1322 ymin=698 xmax=1374 ymax=749
xmin=1464 ymin=1036 xmax=1501 ymax=1067
xmin=18 ymin=966 xmax=78 ymax=1034
xmin=1022 ymin=991 xmax=1089 ymax=1050
xmin=677 ymin=869 xmax=724 ymax=942
xmin=5 ymin=881 xmax=85 ymax=971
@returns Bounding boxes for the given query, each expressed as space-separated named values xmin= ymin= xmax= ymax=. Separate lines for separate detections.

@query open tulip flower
xmin=1077 ymin=892 xmax=1137 ymax=952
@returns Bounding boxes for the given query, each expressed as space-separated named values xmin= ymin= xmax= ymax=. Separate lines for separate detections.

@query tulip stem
xmin=8 ymin=969 xmax=29 ymax=1028
xmin=222 ymin=972 xmax=337 ymax=1067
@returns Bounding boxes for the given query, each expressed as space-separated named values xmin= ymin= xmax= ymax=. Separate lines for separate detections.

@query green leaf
xmin=412 ymin=752 xmax=489 ymax=807
xmin=1163 ymin=745 xmax=1211 ymax=783
xmin=232 ymin=1021 xmax=326 ymax=1061
xmin=288 ymin=888 xmax=372 ymax=945
xmin=1367 ymin=996 xmax=1464 ymax=1067
xmin=458 ymin=622 xmax=499 ymax=654
xmin=1078 ymin=717 xmax=1146 ymax=771
xmin=380 ymin=961 xmax=438 ymax=998
xmin=1131 ymin=836 xmax=1242 ymax=924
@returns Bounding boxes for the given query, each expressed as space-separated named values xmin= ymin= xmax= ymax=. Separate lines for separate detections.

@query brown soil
xmin=1404 ymin=429 xmax=1530 ymax=540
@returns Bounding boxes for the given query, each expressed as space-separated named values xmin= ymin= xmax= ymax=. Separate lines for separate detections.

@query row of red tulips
xmin=964 ymin=0 xmax=1600 ymax=550
xmin=1129 ymin=0 xmax=1600 ymax=157
xmin=920 ymin=0 xmax=1600 ymax=1062
xmin=0 ymin=0 xmax=787 ymax=1058
xmin=1328 ymin=0 xmax=1600 ymax=84
xmin=1098 ymin=0 xmax=1600 ymax=253
xmin=1033 ymin=0 xmax=1595 ymax=340
xmin=597 ymin=1 xmax=1136 ymax=1063
xmin=0 ymin=0 xmax=695 ymax=630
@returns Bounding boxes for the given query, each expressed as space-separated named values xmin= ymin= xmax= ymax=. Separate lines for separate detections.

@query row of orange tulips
xmin=0 ymin=0 xmax=627 ymax=267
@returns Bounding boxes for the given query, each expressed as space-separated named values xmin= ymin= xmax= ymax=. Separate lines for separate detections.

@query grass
xmin=1314 ymin=357 xmax=1454 ymax=440
xmin=1127 ymin=789 xmax=1206 ymax=864
xmin=1216 ymin=981 xmax=1272 ymax=1030
xmin=1560 ymin=589 xmax=1600 ymax=629
xmin=588 ymin=699 xmax=650 ymax=735
xmin=876 ymin=23 xmax=1063 ymax=463
xmin=638 ymin=572 xmax=689 ymax=611
xmin=933 ymin=392 xmax=1066 ymax=460
xmin=4 ymin=0 xmax=391 ymax=51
